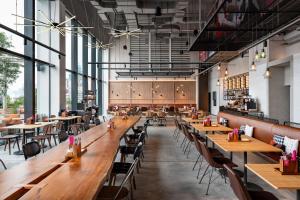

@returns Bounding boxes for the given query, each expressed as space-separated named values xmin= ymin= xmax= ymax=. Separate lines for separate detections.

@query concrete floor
xmin=0 ymin=119 xmax=297 ymax=199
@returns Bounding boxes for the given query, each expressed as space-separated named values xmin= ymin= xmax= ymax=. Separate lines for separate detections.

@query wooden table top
xmin=49 ymin=116 xmax=81 ymax=121
xmin=206 ymin=134 xmax=282 ymax=153
xmin=3 ymin=121 xmax=56 ymax=130
xmin=191 ymin=123 xmax=233 ymax=133
xmin=0 ymin=116 xmax=140 ymax=200
xmin=246 ymin=164 xmax=300 ymax=189
xmin=182 ymin=117 xmax=204 ymax=123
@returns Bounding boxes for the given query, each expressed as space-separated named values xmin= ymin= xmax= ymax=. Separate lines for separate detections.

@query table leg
xmin=297 ymin=190 xmax=300 ymax=200
xmin=22 ymin=129 xmax=26 ymax=145
xmin=230 ymin=152 xmax=233 ymax=161
xmin=244 ymin=152 xmax=248 ymax=184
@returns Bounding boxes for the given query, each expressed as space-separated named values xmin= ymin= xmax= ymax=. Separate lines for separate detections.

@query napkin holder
xmin=278 ymin=159 xmax=299 ymax=175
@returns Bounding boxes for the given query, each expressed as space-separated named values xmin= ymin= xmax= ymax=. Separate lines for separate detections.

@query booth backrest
xmin=218 ymin=112 xmax=300 ymax=154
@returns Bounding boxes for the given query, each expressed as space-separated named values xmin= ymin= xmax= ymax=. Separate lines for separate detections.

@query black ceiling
xmin=190 ymin=0 xmax=300 ymax=51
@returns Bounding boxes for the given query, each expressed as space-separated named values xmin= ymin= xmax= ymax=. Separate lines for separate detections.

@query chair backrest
xmin=133 ymin=142 xmax=143 ymax=159
xmin=58 ymin=131 xmax=68 ymax=143
xmin=198 ymin=140 xmax=215 ymax=167
xmin=138 ymin=132 xmax=146 ymax=144
xmin=191 ymin=134 xmax=202 ymax=155
xmin=56 ymin=121 xmax=64 ymax=130
xmin=43 ymin=125 xmax=51 ymax=135
xmin=70 ymin=124 xmax=81 ymax=135
xmin=223 ymin=164 xmax=251 ymax=200
xmin=23 ymin=141 xmax=41 ymax=160
xmin=182 ymin=124 xmax=193 ymax=142
xmin=114 ymin=158 xmax=138 ymax=200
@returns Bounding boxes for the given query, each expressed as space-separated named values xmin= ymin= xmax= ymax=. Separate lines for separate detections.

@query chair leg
xmin=193 ymin=154 xmax=200 ymax=170
xmin=8 ymin=139 xmax=11 ymax=155
xmin=197 ymin=156 xmax=204 ymax=179
xmin=47 ymin=137 xmax=52 ymax=148
xmin=15 ymin=138 xmax=20 ymax=151
xmin=41 ymin=140 xmax=45 ymax=153
xmin=199 ymin=165 xmax=210 ymax=184
xmin=4 ymin=140 xmax=7 ymax=151
xmin=53 ymin=135 xmax=57 ymax=146
xmin=187 ymin=143 xmax=192 ymax=158
xmin=206 ymin=168 xmax=214 ymax=195
xmin=0 ymin=159 xmax=6 ymax=170
xmin=133 ymin=176 xmax=137 ymax=190
xmin=184 ymin=141 xmax=190 ymax=154
xmin=180 ymin=136 xmax=186 ymax=148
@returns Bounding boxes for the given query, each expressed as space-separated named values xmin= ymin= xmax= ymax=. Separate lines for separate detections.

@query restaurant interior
xmin=0 ymin=0 xmax=300 ymax=199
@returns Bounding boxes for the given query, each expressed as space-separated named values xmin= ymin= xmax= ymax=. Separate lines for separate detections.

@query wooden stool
xmin=0 ymin=135 xmax=20 ymax=155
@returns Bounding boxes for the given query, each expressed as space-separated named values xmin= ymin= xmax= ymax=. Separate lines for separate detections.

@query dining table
xmin=246 ymin=163 xmax=300 ymax=200
xmin=206 ymin=134 xmax=282 ymax=186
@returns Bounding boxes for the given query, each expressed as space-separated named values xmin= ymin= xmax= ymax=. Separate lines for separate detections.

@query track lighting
xmin=251 ymin=61 xmax=256 ymax=71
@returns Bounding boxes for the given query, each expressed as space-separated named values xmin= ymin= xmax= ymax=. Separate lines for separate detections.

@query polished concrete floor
xmin=0 ymin=119 xmax=296 ymax=199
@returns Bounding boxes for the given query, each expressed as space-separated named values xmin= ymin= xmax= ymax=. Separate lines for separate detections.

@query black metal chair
xmin=97 ymin=157 xmax=137 ymax=200
xmin=223 ymin=164 xmax=278 ymax=200
xmin=120 ymin=132 xmax=146 ymax=163
xmin=109 ymin=142 xmax=143 ymax=190
xmin=23 ymin=141 xmax=41 ymax=160
xmin=0 ymin=159 xmax=7 ymax=170
xmin=58 ymin=130 xmax=68 ymax=143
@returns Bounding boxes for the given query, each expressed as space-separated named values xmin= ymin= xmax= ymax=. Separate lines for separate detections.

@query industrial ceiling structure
xmin=87 ymin=0 xmax=300 ymax=77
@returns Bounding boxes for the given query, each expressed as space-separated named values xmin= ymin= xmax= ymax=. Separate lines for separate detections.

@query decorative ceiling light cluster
xmin=13 ymin=10 xmax=93 ymax=36
xmin=264 ymin=68 xmax=271 ymax=79
xmin=88 ymin=41 xmax=112 ymax=50
xmin=109 ymin=27 xmax=144 ymax=39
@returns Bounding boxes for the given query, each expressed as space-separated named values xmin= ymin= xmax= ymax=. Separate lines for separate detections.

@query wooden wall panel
xmin=110 ymin=82 xmax=131 ymax=100
xmin=131 ymin=82 xmax=152 ymax=100
xmin=109 ymin=81 xmax=196 ymax=105
xmin=152 ymin=82 xmax=174 ymax=100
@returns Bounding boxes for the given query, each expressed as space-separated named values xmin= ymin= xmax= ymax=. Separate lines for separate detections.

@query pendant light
xmin=217 ymin=63 xmax=221 ymax=71
xmin=251 ymin=61 xmax=256 ymax=71
xmin=260 ymin=48 xmax=266 ymax=58
xmin=225 ymin=68 xmax=228 ymax=76
xmin=217 ymin=79 xmax=220 ymax=86
xmin=255 ymin=50 xmax=260 ymax=61
xmin=264 ymin=68 xmax=271 ymax=78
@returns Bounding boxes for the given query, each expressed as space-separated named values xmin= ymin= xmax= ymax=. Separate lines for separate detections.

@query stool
xmin=0 ymin=135 xmax=20 ymax=155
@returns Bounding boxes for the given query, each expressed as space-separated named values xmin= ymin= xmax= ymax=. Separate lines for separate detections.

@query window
xmin=65 ymin=16 xmax=72 ymax=70
xmin=78 ymin=75 xmax=83 ymax=103
xmin=78 ymin=29 xmax=83 ymax=74
xmin=66 ymin=71 xmax=72 ymax=110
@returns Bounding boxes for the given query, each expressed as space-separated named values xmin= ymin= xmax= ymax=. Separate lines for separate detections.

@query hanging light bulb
xmin=217 ymin=63 xmax=221 ymax=71
xmin=225 ymin=68 xmax=228 ymax=76
xmin=217 ymin=79 xmax=220 ymax=86
xmin=255 ymin=50 xmax=260 ymax=61
xmin=251 ymin=61 xmax=256 ymax=71
xmin=264 ymin=68 xmax=271 ymax=78
xmin=224 ymin=76 xmax=228 ymax=81
xmin=260 ymin=48 xmax=266 ymax=58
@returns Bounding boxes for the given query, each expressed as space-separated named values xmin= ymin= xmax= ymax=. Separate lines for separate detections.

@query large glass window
xmin=35 ymin=63 xmax=50 ymax=116
xmin=65 ymin=16 xmax=72 ymax=70
xmin=78 ymin=75 xmax=83 ymax=103
xmin=0 ymin=52 xmax=24 ymax=116
xmin=78 ymin=29 xmax=83 ymax=74
xmin=66 ymin=71 xmax=72 ymax=110
xmin=88 ymin=35 xmax=92 ymax=77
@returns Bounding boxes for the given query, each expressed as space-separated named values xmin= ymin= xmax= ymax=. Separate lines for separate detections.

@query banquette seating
xmin=218 ymin=112 xmax=300 ymax=161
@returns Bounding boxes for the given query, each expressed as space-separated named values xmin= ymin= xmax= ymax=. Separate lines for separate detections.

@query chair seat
xmin=0 ymin=135 xmax=19 ymax=140
xmin=248 ymin=190 xmax=279 ymax=200
xmin=97 ymin=186 xmax=129 ymax=200
xmin=33 ymin=135 xmax=50 ymax=140
xmin=112 ymin=162 xmax=132 ymax=174
xmin=213 ymin=157 xmax=237 ymax=168
xmin=120 ymin=146 xmax=136 ymax=154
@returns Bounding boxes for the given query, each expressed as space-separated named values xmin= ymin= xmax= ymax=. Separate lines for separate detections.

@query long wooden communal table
xmin=0 ymin=116 xmax=140 ymax=200
xmin=246 ymin=164 xmax=300 ymax=200
xmin=206 ymin=134 xmax=282 ymax=185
